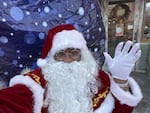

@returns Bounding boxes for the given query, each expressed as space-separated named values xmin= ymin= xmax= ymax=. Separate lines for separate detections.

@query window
xmin=142 ymin=1 xmax=150 ymax=43
xmin=107 ymin=1 xmax=135 ymax=56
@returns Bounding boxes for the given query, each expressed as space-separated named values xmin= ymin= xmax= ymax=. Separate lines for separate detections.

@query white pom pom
xmin=37 ymin=58 xmax=47 ymax=67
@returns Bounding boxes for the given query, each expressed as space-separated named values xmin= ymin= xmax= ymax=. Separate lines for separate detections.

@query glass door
xmin=107 ymin=0 xmax=135 ymax=56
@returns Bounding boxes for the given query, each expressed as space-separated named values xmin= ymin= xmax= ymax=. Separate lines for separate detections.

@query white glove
xmin=103 ymin=41 xmax=141 ymax=80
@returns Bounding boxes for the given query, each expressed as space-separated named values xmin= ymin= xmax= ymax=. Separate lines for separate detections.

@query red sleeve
xmin=94 ymin=70 xmax=134 ymax=113
xmin=0 ymin=84 xmax=33 ymax=113
xmin=112 ymin=97 xmax=133 ymax=113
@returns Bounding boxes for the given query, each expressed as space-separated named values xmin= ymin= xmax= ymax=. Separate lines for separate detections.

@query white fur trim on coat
xmin=110 ymin=77 xmax=143 ymax=106
xmin=9 ymin=75 xmax=44 ymax=113
xmin=94 ymin=93 xmax=114 ymax=113
xmin=50 ymin=30 xmax=88 ymax=56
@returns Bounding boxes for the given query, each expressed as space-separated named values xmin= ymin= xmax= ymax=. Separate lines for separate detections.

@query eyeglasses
xmin=54 ymin=48 xmax=81 ymax=61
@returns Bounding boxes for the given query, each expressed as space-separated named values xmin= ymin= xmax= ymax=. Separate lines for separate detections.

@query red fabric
xmin=93 ymin=70 xmax=110 ymax=110
xmin=94 ymin=70 xmax=134 ymax=113
xmin=97 ymin=71 xmax=134 ymax=113
xmin=24 ymin=68 xmax=46 ymax=88
xmin=42 ymin=24 xmax=75 ymax=58
xmin=112 ymin=97 xmax=133 ymax=113
xmin=0 ymin=70 xmax=134 ymax=113
xmin=0 ymin=84 xmax=33 ymax=113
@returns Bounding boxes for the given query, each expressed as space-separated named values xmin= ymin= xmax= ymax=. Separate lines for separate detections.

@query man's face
xmin=43 ymin=47 xmax=98 ymax=113
xmin=54 ymin=48 xmax=81 ymax=63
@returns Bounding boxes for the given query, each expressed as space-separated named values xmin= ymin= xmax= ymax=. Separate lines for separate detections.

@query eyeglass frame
xmin=54 ymin=48 xmax=81 ymax=61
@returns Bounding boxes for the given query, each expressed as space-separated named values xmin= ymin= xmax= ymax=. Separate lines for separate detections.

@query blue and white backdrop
xmin=0 ymin=0 xmax=106 ymax=86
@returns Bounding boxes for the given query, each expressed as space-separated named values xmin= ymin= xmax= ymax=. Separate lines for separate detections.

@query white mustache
xmin=41 ymin=60 xmax=98 ymax=113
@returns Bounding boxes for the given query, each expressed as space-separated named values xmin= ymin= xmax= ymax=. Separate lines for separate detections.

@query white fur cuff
xmin=9 ymin=75 xmax=44 ymax=113
xmin=110 ymin=77 xmax=143 ymax=106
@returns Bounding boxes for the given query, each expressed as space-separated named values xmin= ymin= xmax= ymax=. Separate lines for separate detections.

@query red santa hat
xmin=37 ymin=24 xmax=88 ymax=67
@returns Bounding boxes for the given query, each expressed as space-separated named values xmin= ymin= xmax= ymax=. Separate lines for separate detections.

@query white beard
xmin=41 ymin=51 xmax=99 ymax=113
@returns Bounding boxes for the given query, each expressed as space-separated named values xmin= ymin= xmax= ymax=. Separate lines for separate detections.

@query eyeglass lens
xmin=54 ymin=49 xmax=81 ymax=61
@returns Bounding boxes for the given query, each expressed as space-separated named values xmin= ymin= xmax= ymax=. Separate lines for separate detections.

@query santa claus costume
xmin=0 ymin=24 xmax=142 ymax=113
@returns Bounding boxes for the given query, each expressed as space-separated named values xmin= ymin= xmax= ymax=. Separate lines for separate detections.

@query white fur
xmin=94 ymin=93 xmax=115 ymax=113
xmin=49 ymin=30 xmax=88 ymax=56
xmin=9 ymin=75 xmax=44 ymax=113
xmin=41 ymin=50 xmax=99 ymax=113
xmin=110 ymin=77 xmax=143 ymax=106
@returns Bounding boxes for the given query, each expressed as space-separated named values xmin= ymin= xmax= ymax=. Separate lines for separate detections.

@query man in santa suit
xmin=0 ymin=24 xmax=142 ymax=113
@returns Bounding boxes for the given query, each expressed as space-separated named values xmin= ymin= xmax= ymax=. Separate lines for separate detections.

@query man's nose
xmin=63 ymin=55 xmax=73 ymax=63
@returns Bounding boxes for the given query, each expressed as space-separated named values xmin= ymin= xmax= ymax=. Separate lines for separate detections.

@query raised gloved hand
xmin=103 ymin=41 xmax=141 ymax=80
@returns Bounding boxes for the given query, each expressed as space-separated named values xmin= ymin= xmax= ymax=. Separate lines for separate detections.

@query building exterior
xmin=100 ymin=0 xmax=150 ymax=73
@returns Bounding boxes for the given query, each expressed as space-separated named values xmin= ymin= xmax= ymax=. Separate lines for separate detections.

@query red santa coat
xmin=0 ymin=68 xmax=142 ymax=113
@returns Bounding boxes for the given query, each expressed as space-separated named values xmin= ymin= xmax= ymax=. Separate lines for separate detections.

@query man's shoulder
xmin=98 ymin=69 xmax=110 ymax=84
xmin=24 ymin=68 xmax=46 ymax=88
xmin=92 ymin=69 xmax=111 ymax=110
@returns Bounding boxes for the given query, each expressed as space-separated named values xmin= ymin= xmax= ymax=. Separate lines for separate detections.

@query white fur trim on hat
xmin=110 ymin=77 xmax=143 ymax=106
xmin=50 ymin=29 xmax=88 ymax=56
xmin=9 ymin=75 xmax=44 ymax=113
xmin=94 ymin=93 xmax=115 ymax=113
